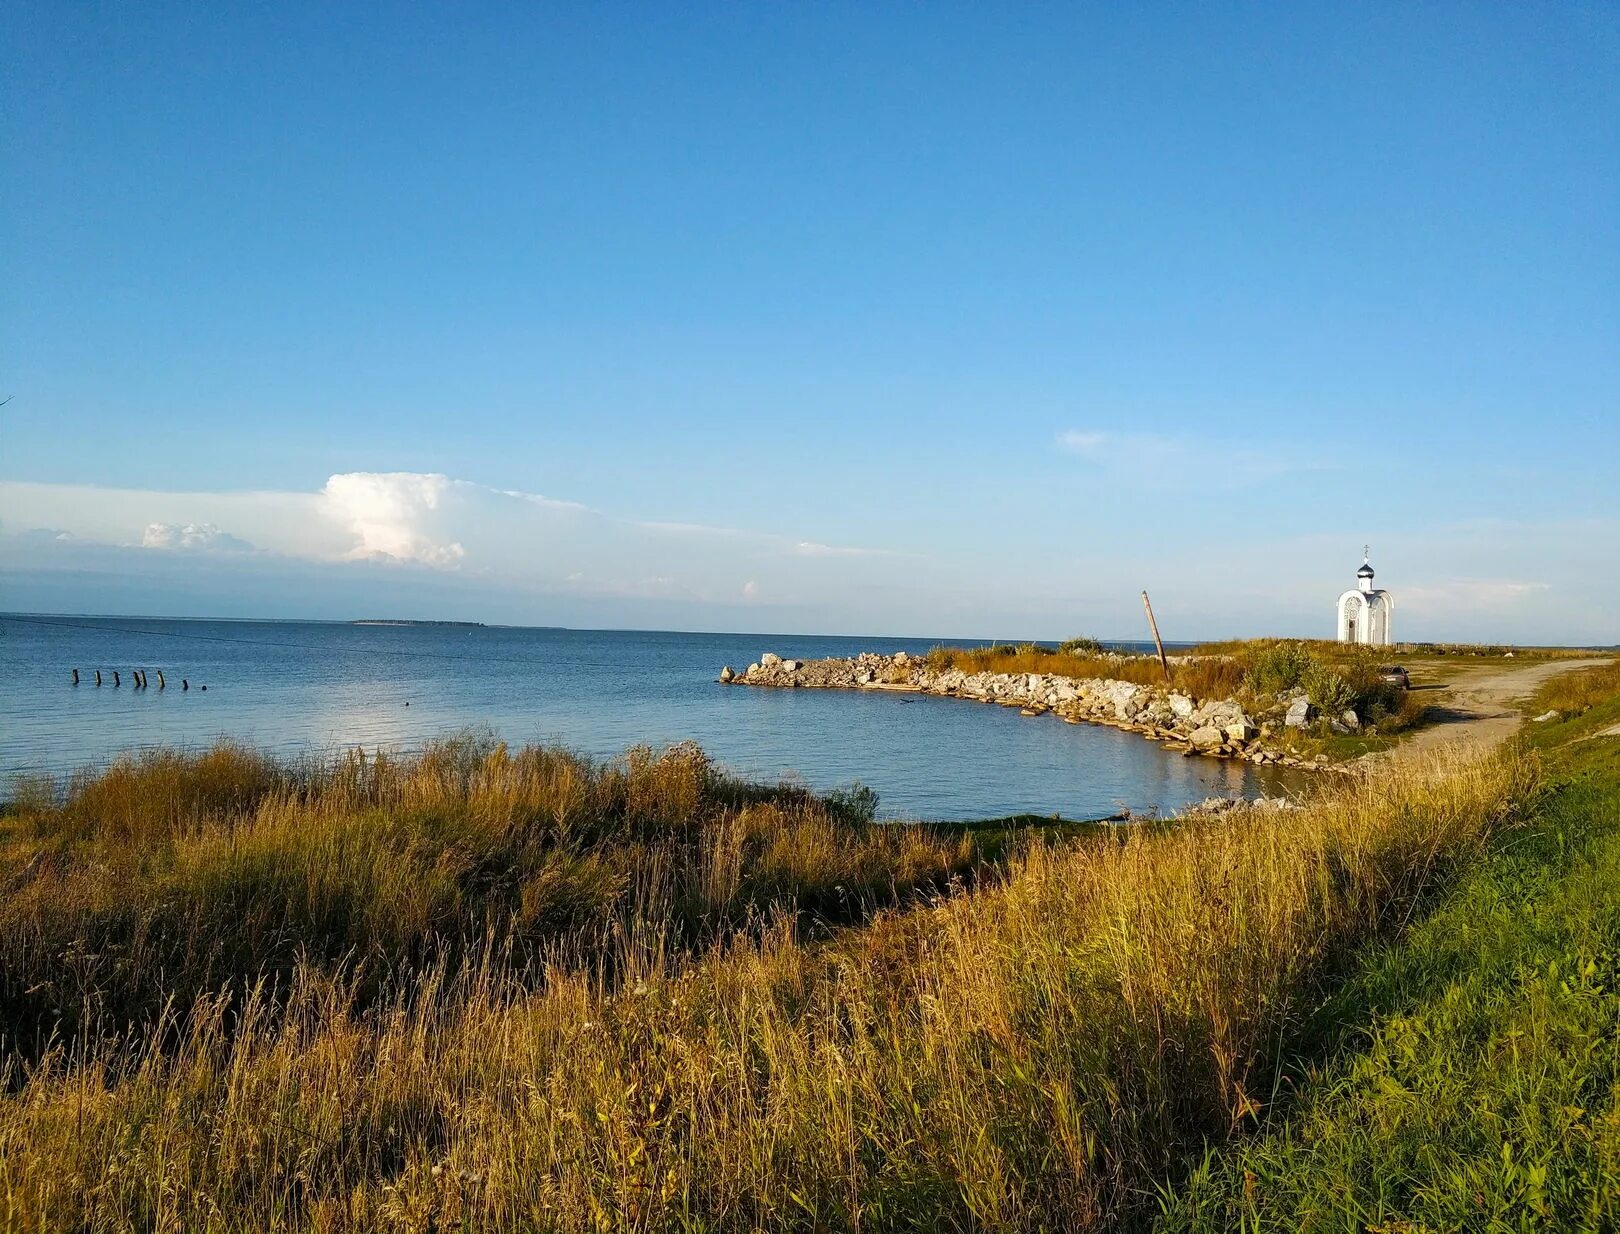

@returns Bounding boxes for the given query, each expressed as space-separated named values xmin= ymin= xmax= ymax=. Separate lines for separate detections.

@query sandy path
xmin=1376 ymin=658 xmax=1609 ymax=763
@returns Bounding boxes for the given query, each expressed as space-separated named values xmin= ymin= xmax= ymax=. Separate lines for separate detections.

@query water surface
xmin=0 ymin=616 xmax=1287 ymax=820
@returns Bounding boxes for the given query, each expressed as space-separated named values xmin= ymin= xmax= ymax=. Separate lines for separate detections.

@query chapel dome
xmin=1357 ymin=561 xmax=1376 ymax=579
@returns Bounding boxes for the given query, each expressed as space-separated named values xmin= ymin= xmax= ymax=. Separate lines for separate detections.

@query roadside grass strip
xmin=1157 ymin=733 xmax=1620 ymax=1233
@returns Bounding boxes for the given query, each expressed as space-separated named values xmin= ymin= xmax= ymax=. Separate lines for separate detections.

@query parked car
xmin=1379 ymin=665 xmax=1411 ymax=690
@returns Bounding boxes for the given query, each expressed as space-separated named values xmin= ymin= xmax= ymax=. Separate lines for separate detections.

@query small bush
xmin=823 ymin=782 xmax=879 ymax=825
xmin=1244 ymin=642 xmax=1316 ymax=696
xmin=1058 ymin=636 xmax=1103 ymax=657
xmin=1303 ymin=663 xmax=1358 ymax=715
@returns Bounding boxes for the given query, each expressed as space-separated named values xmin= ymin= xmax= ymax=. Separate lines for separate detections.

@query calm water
xmin=0 ymin=615 xmax=1288 ymax=821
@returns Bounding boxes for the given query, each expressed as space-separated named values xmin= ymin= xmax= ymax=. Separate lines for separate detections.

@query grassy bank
xmin=0 ymin=737 xmax=1531 ymax=1230
xmin=1157 ymin=669 xmax=1620 ymax=1231
xmin=929 ymin=639 xmax=1431 ymax=750
xmin=1531 ymin=657 xmax=1620 ymax=724
xmin=0 ymin=735 xmax=985 ymax=1059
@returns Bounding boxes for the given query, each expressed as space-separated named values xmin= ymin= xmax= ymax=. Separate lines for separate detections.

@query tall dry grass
xmin=926 ymin=646 xmax=1246 ymax=699
xmin=1532 ymin=657 xmax=1620 ymax=716
xmin=1190 ymin=637 xmax=1595 ymax=661
xmin=0 ymin=742 xmax=1533 ymax=1232
xmin=0 ymin=735 xmax=980 ymax=1059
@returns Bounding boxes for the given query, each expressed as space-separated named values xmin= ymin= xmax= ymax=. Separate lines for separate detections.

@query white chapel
xmin=1336 ymin=549 xmax=1394 ymax=645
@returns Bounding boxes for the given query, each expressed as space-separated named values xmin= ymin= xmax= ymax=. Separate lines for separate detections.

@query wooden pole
xmin=71 ymin=668 xmax=80 ymax=686
xmin=1142 ymin=590 xmax=1171 ymax=684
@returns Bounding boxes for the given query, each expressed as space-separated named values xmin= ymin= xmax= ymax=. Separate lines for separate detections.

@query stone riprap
xmin=719 ymin=652 xmax=1330 ymax=769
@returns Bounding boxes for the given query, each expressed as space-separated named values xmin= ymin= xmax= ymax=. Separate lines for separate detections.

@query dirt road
xmin=1380 ymin=658 xmax=1609 ymax=762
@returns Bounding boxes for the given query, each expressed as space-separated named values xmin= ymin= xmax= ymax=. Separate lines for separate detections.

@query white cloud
xmin=1057 ymin=428 xmax=1323 ymax=487
xmin=793 ymin=541 xmax=897 ymax=558
xmin=0 ymin=471 xmax=908 ymax=616
xmin=320 ymin=472 xmax=467 ymax=566
xmin=1401 ymin=578 xmax=1553 ymax=609
xmin=4 ymin=473 xmax=1614 ymax=644
xmin=141 ymin=522 xmax=256 ymax=553
xmin=639 ymin=521 xmax=897 ymax=560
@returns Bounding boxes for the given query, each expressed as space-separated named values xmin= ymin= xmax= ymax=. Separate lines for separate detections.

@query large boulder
xmin=1338 ymin=709 xmax=1361 ymax=732
xmin=781 ymin=659 xmax=802 ymax=673
xmin=1225 ymin=721 xmax=1258 ymax=744
xmin=1168 ymin=692 xmax=1196 ymax=719
xmin=760 ymin=653 xmax=782 ymax=668
xmin=718 ymin=665 xmax=735 ymax=683
xmin=1285 ymin=698 xmax=1315 ymax=729
xmin=1190 ymin=725 xmax=1225 ymax=749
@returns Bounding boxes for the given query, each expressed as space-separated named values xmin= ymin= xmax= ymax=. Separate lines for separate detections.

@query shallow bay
xmin=1 ymin=616 xmax=1286 ymax=820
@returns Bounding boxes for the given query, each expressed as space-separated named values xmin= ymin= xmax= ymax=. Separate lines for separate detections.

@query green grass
xmin=1156 ymin=721 xmax=1620 ymax=1231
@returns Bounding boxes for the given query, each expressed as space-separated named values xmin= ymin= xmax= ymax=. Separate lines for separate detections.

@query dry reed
xmin=0 ymin=741 xmax=1533 ymax=1232
xmin=0 ymin=735 xmax=980 ymax=1062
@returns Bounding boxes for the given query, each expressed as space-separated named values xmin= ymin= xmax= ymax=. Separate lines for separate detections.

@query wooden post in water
xmin=157 ymin=670 xmax=166 ymax=689
xmin=95 ymin=670 xmax=103 ymax=687
xmin=113 ymin=670 xmax=121 ymax=687
xmin=71 ymin=668 xmax=80 ymax=686
xmin=1141 ymin=590 xmax=1171 ymax=684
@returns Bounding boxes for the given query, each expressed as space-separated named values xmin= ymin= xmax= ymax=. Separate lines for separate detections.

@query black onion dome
xmin=1357 ymin=561 xmax=1375 ymax=578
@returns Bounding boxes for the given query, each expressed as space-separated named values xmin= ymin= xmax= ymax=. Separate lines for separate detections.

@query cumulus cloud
xmin=141 ymin=522 xmax=256 ymax=553
xmin=2 ymin=471 xmax=1617 ymax=642
xmin=320 ymin=473 xmax=467 ymax=566
xmin=0 ymin=471 xmax=908 ymax=614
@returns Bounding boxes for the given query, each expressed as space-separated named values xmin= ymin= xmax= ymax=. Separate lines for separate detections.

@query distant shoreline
xmin=349 ymin=619 xmax=488 ymax=628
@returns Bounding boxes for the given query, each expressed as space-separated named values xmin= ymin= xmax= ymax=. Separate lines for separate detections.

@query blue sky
xmin=2 ymin=3 xmax=1617 ymax=641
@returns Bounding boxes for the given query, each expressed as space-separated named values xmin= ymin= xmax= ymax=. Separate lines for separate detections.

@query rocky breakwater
xmin=718 ymin=652 xmax=1329 ymax=770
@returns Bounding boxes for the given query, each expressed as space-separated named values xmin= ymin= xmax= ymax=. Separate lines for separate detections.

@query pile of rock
xmin=1276 ymin=691 xmax=1363 ymax=735
xmin=718 ymin=652 xmax=1333 ymax=769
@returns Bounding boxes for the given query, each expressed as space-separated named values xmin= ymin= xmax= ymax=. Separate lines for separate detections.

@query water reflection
xmin=2 ymin=617 xmax=1299 ymax=821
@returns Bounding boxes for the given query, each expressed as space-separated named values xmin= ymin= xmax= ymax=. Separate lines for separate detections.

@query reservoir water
xmin=0 ymin=615 xmax=1290 ymax=821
